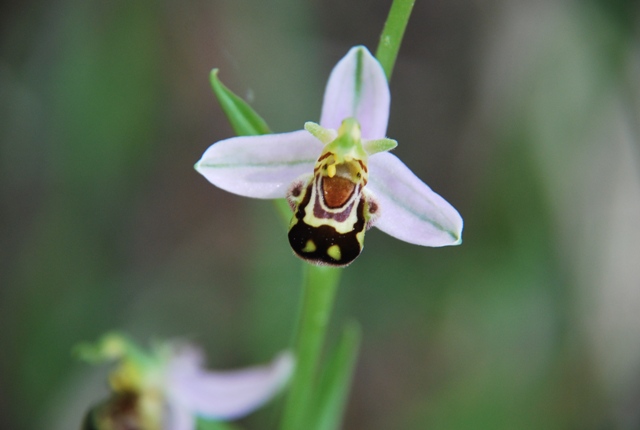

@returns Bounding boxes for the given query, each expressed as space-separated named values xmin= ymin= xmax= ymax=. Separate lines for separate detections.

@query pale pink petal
xmin=165 ymin=402 xmax=194 ymax=430
xmin=168 ymin=351 xmax=294 ymax=420
xmin=368 ymin=152 xmax=463 ymax=246
xmin=195 ymin=131 xmax=322 ymax=199
xmin=319 ymin=46 xmax=390 ymax=140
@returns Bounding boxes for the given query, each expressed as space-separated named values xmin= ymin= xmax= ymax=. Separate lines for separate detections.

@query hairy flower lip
xmin=196 ymin=45 xmax=463 ymax=247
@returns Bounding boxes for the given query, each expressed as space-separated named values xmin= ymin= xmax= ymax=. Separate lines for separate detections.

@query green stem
xmin=375 ymin=0 xmax=416 ymax=81
xmin=280 ymin=265 xmax=341 ymax=430
xmin=279 ymin=4 xmax=417 ymax=427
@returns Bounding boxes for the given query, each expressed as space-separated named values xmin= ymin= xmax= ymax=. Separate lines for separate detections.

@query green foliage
xmin=309 ymin=323 xmax=361 ymax=430
xmin=197 ymin=418 xmax=241 ymax=430
xmin=209 ymin=70 xmax=271 ymax=137
xmin=2 ymin=0 xmax=638 ymax=429
xmin=375 ymin=0 xmax=416 ymax=80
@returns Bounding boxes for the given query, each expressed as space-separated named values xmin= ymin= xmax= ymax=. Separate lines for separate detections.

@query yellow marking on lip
xmin=327 ymin=244 xmax=341 ymax=261
xmin=302 ymin=240 xmax=317 ymax=253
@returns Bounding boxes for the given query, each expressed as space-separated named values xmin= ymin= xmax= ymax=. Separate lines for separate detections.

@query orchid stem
xmin=280 ymin=3 xmax=417 ymax=427
xmin=280 ymin=265 xmax=341 ymax=430
xmin=375 ymin=0 xmax=416 ymax=81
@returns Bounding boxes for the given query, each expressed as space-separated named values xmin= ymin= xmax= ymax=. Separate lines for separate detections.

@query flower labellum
xmin=196 ymin=46 xmax=463 ymax=266
xmin=287 ymin=119 xmax=397 ymax=266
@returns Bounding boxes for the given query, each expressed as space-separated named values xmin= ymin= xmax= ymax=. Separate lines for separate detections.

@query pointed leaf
xmin=210 ymin=69 xmax=271 ymax=136
xmin=279 ymin=265 xmax=342 ymax=430
xmin=309 ymin=322 xmax=361 ymax=430
xmin=197 ymin=418 xmax=241 ymax=430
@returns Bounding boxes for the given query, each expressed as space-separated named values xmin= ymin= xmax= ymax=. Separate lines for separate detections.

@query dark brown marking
xmin=82 ymin=392 xmax=140 ymax=430
xmin=293 ymin=183 xmax=313 ymax=220
xmin=322 ymin=176 xmax=356 ymax=209
xmin=290 ymin=183 xmax=302 ymax=197
xmin=288 ymin=180 xmax=367 ymax=266
xmin=317 ymin=152 xmax=332 ymax=162
xmin=288 ymin=194 xmax=367 ymax=266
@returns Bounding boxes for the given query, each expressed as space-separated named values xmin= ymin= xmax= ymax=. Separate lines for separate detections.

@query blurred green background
xmin=2 ymin=0 xmax=640 ymax=429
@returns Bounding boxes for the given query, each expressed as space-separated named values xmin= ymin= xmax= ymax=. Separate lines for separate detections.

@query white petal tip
xmin=320 ymin=45 xmax=390 ymax=139
xmin=273 ymin=351 xmax=296 ymax=385
xmin=450 ymin=233 xmax=463 ymax=246
xmin=368 ymin=153 xmax=465 ymax=248
xmin=446 ymin=219 xmax=464 ymax=246
xmin=172 ymin=349 xmax=297 ymax=422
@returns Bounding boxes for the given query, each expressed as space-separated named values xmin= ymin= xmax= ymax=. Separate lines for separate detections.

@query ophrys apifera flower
xmin=78 ymin=333 xmax=294 ymax=430
xmin=196 ymin=46 xmax=463 ymax=266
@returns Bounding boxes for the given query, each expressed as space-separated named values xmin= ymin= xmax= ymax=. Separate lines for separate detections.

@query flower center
xmin=322 ymin=175 xmax=356 ymax=208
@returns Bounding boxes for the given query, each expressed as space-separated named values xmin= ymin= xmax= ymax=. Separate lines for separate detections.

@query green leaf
xmin=279 ymin=266 xmax=342 ymax=430
xmin=273 ymin=199 xmax=294 ymax=227
xmin=197 ymin=417 xmax=241 ymax=430
xmin=210 ymin=69 xmax=271 ymax=137
xmin=308 ymin=322 xmax=361 ymax=430
xmin=375 ymin=0 xmax=416 ymax=81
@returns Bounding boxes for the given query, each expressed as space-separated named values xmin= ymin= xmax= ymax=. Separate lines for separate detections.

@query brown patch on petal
xmin=322 ymin=176 xmax=355 ymax=209
xmin=290 ymin=183 xmax=302 ymax=197
xmin=368 ymin=199 xmax=378 ymax=214
xmin=318 ymin=152 xmax=332 ymax=161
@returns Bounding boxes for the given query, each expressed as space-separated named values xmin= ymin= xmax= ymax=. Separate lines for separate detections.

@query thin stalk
xmin=279 ymin=265 xmax=341 ymax=430
xmin=375 ymin=0 xmax=416 ymax=81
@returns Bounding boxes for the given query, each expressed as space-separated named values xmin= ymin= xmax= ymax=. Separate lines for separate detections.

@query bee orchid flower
xmin=78 ymin=333 xmax=294 ymax=430
xmin=196 ymin=46 xmax=463 ymax=266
